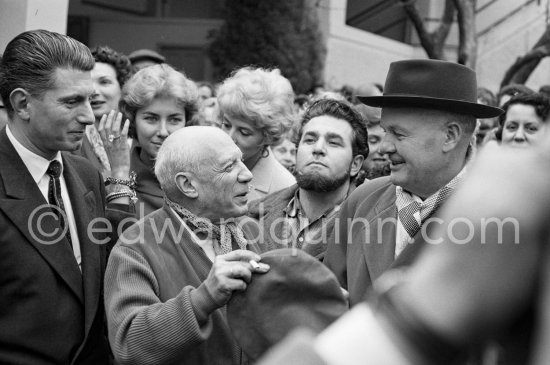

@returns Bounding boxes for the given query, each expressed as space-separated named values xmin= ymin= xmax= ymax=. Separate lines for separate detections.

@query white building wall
xmin=318 ymin=0 xmax=415 ymax=90
xmin=0 ymin=0 xmax=69 ymax=53
xmin=320 ymin=0 xmax=550 ymax=94
xmin=476 ymin=0 xmax=550 ymax=93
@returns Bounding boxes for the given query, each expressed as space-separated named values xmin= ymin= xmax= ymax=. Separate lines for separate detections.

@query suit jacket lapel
xmin=362 ymin=185 xmax=397 ymax=281
xmin=62 ymin=155 xmax=101 ymax=339
xmin=0 ymin=130 xmax=84 ymax=303
xmin=258 ymin=186 xmax=297 ymax=249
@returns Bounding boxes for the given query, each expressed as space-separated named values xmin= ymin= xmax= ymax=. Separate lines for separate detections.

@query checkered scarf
xmin=165 ymin=197 xmax=248 ymax=255
xmin=396 ymin=167 xmax=467 ymax=238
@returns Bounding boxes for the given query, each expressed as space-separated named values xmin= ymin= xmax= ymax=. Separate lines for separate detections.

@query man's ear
xmin=175 ymin=172 xmax=198 ymax=198
xmin=443 ymin=122 xmax=462 ymax=152
xmin=9 ymin=88 xmax=31 ymax=121
xmin=349 ymin=154 xmax=364 ymax=178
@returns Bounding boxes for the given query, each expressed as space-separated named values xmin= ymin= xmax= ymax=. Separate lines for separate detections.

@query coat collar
xmin=360 ymin=182 xmax=398 ymax=281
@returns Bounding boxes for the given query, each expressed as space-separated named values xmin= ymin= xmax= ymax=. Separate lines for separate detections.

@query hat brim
xmin=358 ymin=95 xmax=503 ymax=118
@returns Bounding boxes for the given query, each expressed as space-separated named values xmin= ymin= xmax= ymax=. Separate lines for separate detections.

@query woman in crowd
xmin=119 ymin=63 xmax=199 ymax=215
xmin=80 ymin=46 xmax=134 ymax=176
xmin=217 ymin=67 xmax=296 ymax=202
xmin=496 ymin=93 xmax=550 ymax=148
xmin=196 ymin=80 xmax=216 ymax=102
xmin=271 ymin=128 xmax=297 ymax=173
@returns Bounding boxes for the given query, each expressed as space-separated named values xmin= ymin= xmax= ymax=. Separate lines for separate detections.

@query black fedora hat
xmin=227 ymin=249 xmax=347 ymax=361
xmin=359 ymin=59 xmax=503 ymax=118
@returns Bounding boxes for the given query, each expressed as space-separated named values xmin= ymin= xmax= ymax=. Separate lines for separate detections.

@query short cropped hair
xmin=296 ymin=99 xmax=369 ymax=159
xmin=119 ymin=64 xmax=199 ymax=138
xmin=495 ymin=92 xmax=550 ymax=141
xmin=90 ymin=45 xmax=133 ymax=88
xmin=0 ymin=29 xmax=94 ymax=117
xmin=155 ymin=132 xmax=201 ymax=201
xmin=217 ymin=67 xmax=297 ymax=146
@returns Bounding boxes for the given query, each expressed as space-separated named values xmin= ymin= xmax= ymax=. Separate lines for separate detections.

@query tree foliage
xmin=207 ymin=0 xmax=326 ymax=94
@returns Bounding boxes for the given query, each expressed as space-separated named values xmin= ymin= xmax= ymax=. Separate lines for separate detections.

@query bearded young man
xmin=243 ymin=99 xmax=369 ymax=260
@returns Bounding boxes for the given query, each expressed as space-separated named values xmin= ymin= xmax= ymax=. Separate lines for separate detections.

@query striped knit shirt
xmin=104 ymin=205 xmax=247 ymax=365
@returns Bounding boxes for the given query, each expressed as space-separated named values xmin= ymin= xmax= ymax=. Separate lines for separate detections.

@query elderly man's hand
xmin=204 ymin=250 xmax=270 ymax=306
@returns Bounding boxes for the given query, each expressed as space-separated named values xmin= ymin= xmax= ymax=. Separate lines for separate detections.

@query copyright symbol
xmin=28 ymin=204 xmax=69 ymax=245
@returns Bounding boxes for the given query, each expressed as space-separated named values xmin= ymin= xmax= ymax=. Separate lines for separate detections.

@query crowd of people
xmin=1 ymin=28 xmax=550 ymax=365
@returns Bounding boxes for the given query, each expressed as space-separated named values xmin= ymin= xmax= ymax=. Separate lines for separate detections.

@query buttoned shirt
xmin=6 ymin=125 xmax=82 ymax=268
xmin=284 ymin=189 xmax=343 ymax=250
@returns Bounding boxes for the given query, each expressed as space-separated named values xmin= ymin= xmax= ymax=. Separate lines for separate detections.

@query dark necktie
xmin=398 ymin=200 xmax=422 ymax=238
xmin=47 ymin=160 xmax=73 ymax=249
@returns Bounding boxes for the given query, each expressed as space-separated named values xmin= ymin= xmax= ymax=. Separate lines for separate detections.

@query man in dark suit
xmin=324 ymin=59 xmax=503 ymax=306
xmin=0 ymin=29 xmax=133 ymax=364
xmin=245 ymin=99 xmax=368 ymax=260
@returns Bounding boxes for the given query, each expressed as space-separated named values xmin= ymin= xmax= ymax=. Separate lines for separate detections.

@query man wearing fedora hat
xmin=127 ymin=48 xmax=166 ymax=70
xmin=324 ymin=59 xmax=503 ymax=306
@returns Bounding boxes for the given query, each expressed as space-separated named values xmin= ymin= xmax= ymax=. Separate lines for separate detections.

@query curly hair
xmin=495 ymin=92 xmax=550 ymax=141
xmin=90 ymin=45 xmax=133 ymax=88
xmin=216 ymin=67 xmax=297 ymax=146
xmin=296 ymin=98 xmax=369 ymax=159
xmin=119 ymin=64 xmax=199 ymax=139
xmin=497 ymin=84 xmax=534 ymax=106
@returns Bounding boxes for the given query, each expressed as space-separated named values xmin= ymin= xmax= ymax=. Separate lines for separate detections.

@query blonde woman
xmin=217 ymin=67 xmax=297 ymax=202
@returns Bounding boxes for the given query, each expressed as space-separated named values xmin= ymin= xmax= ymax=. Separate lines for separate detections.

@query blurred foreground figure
xmin=259 ymin=129 xmax=550 ymax=365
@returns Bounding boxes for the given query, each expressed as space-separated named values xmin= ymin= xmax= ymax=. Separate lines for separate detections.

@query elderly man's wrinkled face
xmin=379 ymin=107 xmax=448 ymax=198
xmin=195 ymin=139 xmax=253 ymax=221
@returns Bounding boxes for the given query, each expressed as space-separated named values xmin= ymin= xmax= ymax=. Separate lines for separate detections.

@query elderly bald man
xmin=105 ymin=126 xmax=269 ymax=365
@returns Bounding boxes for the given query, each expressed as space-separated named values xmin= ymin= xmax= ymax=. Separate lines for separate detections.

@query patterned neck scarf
xmin=165 ymin=197 xmax=248 ymax=255
xmin=394 ymin=167 xmax=467 ymax=256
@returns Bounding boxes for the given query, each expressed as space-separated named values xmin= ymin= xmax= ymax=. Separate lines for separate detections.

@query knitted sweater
xmin=104 ymin=205 xmax=247 ymax=365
